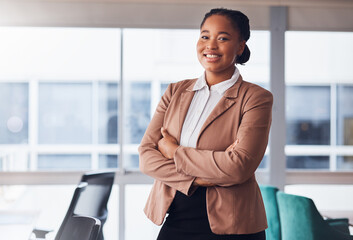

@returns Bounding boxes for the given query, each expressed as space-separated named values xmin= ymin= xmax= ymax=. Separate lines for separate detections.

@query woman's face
xmin=197 ymin=15 xmax=245 ymax=78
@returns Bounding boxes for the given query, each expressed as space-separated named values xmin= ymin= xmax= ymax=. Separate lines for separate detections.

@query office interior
xmin=0 ymin=0 xmax=352 ymax=239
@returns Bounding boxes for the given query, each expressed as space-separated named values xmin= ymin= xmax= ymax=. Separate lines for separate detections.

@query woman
xmin=139 ymin=8 xmax=272 ymax=240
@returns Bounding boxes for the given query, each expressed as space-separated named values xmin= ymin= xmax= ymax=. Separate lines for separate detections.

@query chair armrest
xmin=32 ymin=228 xmax=53 ymax=239
xmin=325 ymin=218 xmax=350 ymax=235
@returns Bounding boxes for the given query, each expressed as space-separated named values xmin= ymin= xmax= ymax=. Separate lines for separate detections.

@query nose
xmin=207 ymin=39 xmax=218 ymax=50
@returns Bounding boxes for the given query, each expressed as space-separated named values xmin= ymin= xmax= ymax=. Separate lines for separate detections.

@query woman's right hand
xmin=193 ymin=177 xmax=216 ymax=187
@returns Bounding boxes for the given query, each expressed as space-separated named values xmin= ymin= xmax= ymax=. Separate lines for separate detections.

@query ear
xmin=237 ymin=40 xmax=246 ymax=56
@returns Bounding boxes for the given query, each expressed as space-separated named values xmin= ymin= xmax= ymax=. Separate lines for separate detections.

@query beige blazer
xmin=139 ymin=76 xmax=273 ymax=235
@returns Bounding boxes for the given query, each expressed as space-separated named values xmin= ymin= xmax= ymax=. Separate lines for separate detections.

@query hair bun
xmin=237 ymin=44 xmax=250 ymax=65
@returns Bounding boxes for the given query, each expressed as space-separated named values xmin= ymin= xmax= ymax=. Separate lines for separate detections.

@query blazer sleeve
xmin=138 ymin=83 xmax=195 ymax=196
xmin=173 ymin=88 xmax=273 ymax=187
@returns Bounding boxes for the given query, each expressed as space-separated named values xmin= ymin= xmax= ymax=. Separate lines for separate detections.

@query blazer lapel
xmin=197 ymin=77 xmax=243 ymax=144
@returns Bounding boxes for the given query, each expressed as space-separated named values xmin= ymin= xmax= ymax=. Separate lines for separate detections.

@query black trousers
xmin=157 ymin=187 xmax=266 ymax=240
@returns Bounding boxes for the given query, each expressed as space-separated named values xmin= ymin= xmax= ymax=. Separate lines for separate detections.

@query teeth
xmin=206 ymin=54 xmax=220 ymax=58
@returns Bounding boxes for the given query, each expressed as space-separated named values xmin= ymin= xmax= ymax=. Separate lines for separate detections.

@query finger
xmin=157 ymin=139 xmax=163 ymax=150
xmin=160 ymin=127 xmax=165 ymax=137
xmin=161 ymin=127 xmax=169 ymax=138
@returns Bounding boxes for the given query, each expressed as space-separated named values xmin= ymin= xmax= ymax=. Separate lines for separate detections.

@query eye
xmin=201 ymin=35 xmax=209 ymax=40
xmin=219 ymin=37 xmax=229 ymax=41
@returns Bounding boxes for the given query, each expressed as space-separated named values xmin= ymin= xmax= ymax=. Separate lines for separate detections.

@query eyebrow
xmin=201 ymin=30 xmax=231 ymax=36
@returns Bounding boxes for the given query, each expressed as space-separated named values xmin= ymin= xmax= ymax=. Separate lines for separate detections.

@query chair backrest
xmin=276 ymin=191 xmax=353 ymax=240
xmin=57 ymin=215 xmax=101 ymax=240
xmin=55 ymin=171 xmax=115 ymax=240
xmin=74 ymin=171 xmax=115 ymax=222
xmin=55 ymin=182 xmax=88 ymax=240
xmin=260 ymin=185 xmax=281 ymax=240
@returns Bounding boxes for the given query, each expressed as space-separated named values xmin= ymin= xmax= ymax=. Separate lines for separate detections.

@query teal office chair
xmin=260 ymin=185 xmax=281 ymax=240
xmin=277 ymin=191 xmax=353 ymax=240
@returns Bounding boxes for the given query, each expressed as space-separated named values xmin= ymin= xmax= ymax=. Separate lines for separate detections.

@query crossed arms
xmin=139 ymin=83 xmax=273 ymax=196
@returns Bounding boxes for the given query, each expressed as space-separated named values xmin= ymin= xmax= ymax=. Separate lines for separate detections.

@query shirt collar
xmin=192 ymin=67 xmax=240 ymax=95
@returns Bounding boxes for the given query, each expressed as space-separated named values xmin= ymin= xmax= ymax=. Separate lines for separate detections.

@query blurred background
xmin=0 ymin=0 xmax=352 ymax=239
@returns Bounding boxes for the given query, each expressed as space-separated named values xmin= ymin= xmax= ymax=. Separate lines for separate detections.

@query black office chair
xmin=73 ymin=171 xmax=115 ymax=240
xmin=32 ymin=171 xmax=115 ymax=240
xmin=58 ymin=215 xmax=101 ymax=240
xmin=33 ymin=182 xmax=89 ymax=239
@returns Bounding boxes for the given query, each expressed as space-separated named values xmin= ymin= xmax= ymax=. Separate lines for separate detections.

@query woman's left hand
xmin=158 ymin=128 xmax=179 ymax=159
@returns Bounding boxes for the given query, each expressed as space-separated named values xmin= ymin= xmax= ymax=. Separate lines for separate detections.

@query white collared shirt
xmin=180 ymin=67 xmax=240 ymax=148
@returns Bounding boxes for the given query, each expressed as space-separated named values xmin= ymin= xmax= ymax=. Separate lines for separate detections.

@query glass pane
xmin=123 ymin=29 xmax=201 ymax=83
xmin=126 ymin=185 xmax=160 ymax=240
xmin=37 ymin=154 xmax=91 ymax=170
xmin=0 ymin=83 xmax=28 ymax=144
xmin=124 ymin=154 xmax=139 ymax=169
xmin=99 ymin=82 xmax=119 ymax=144
xmin=237 ymin=31 xmax=270 ymax=87
xmin=286 ymin=32 xmax=353 ymax=170
xmin=286 ymin=86 xmax=330 ymax=145
xmin=38 ymin=83 xmax=92 ymax=144
xmin=337 ymin=156 xmax=353 ymax=170
xmin=124 ymin=82 xmax=151 ymax=144
xmin=287 ymin=156 xmax=329 ymax=169
xmin=337 ymin=85 xmax=353 ymax=146
xmin=286 ymin=32 xmax=353 ymax=84
xmin=0 ymin=27 xmax=121 ymax=80
xmin=99 ymin=154 xmax=118 ymax=169
xmin=0 ymin=152 xmax=29 ymax=171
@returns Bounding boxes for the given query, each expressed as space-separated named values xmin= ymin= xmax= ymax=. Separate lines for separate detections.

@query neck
xmin=205 ymin=67 xmax=235 ymax=87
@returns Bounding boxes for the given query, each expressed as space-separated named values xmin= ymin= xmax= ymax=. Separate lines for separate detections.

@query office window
xmin=286 ymin=31 xmax=353 ymax=170
xmin=286 ymin=86 xmax=330 ymax=145
xmin=287 ymin=156 xmax=330 ymax=169
xmin=337 ymin=156 xmax=353 ymax=170
xmin=0 ymin=27 xmax=120 ymax=172
xmin=38 ymin=83 xmax=92 ymax=144
xmin=38 ymin=154 xmax=91 ymax=170
xmin=0 ymin=27 xmax=120 ymax=80
xmin=0 ymin=83 xmax=29 ymax=144
xmin=124 ymin=82 xmax=151 ymax=144
xmin=237 ymin=31 xmax=270 ymax=89
xmin=337 ymin=85 xmax=353 ymax=146
xmin=99 ymin=154 xmax=119 ymax=169
xmin=99 ymin=83 xmax=119 ymax=144
xmin=336 ymin=85 xmax=353 ymax=170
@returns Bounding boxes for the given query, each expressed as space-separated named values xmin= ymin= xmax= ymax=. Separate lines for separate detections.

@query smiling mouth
xmin=204 ymin=54 xmax=221 ymax=58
